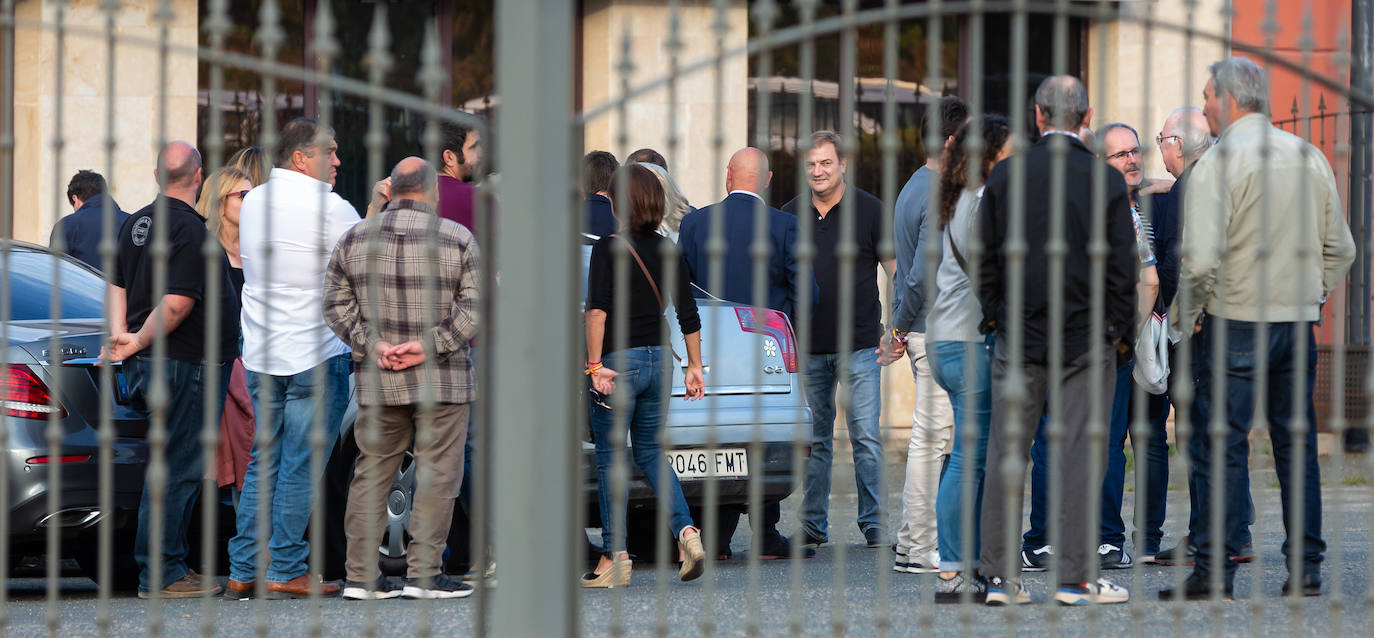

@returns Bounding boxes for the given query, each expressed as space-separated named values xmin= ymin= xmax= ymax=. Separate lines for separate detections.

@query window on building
xmin=198 ymin=0 xmax=494 ymax=209
xmin=749 ymin=3 xmax=1083 ymax=207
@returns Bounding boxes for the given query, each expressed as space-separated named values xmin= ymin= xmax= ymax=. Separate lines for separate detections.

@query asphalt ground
xmin=5 ymin=454 xmax=1373 ymax=636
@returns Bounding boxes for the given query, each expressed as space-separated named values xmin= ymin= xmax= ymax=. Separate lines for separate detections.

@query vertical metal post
xmin=1349 ymin=0 xmax=1372 ymax=347
xmin=493 ymin=1 xmax=577 ymax=636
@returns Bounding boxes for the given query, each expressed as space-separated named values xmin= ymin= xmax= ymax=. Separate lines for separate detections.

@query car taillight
xmin=2 ymin=366 xmax=68 ymax=419
xmin=25 ymin=455 xmax=91 ymax=464
xmin=735 ymin=307 xmax=798 ymax=373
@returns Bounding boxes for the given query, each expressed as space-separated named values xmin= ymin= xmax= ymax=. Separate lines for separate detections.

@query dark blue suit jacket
xmin=585 ymin=194 xmax=617 ymax=238
xmin=49 ymin=193 xmax=128 ymax=272
xmin=679 ymin=191 xmax=807 ymax=321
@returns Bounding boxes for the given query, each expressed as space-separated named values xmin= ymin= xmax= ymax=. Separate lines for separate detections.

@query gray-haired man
xmin=1162 ymin=57 xmax=1354 ymax=600
xmin=976 ymin=75 xmax=1137 ymax=606
xmin=1147 ymin=108 xmax=1257 ymax=568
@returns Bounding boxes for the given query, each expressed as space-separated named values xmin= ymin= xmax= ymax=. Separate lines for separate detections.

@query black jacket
xmin=49 ymin=193 xmax=128 ymax=271
xmin=976 ymin=133 xmax=1138 ymax=365
xmin=1151 ymin=163 xmax=1194 ymax=310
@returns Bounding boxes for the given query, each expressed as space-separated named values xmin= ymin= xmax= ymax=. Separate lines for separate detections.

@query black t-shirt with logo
xmin=114 ymin=196 xmax=240 ymax=364
xmin=781 ymin=185 xmax=885 ymax=355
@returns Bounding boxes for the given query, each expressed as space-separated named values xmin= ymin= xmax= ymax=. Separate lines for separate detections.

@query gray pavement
xmin=5 ymin=455 xmax=1374 ymax=636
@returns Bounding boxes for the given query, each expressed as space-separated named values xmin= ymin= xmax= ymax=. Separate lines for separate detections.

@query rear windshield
xmin=3 ymin=249 xmax=106 ymax=321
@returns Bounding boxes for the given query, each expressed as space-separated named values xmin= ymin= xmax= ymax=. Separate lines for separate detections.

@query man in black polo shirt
xmin=782 ymin=130 xmax=897 ymax=548
xmin=104 ymin=141 xmax=240 ymax=599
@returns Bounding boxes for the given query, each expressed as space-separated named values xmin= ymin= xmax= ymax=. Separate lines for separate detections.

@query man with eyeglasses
xmin=1144 ymin=108 xmax=1257 ymax=569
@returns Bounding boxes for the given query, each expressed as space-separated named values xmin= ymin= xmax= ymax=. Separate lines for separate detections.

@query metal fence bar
xmin=143 ymin=1 xmax=175 ymax=630
xmin=876 ymin=2 xmax=898 ymax=631
xmin=605 ymin=20 xmax=631 ymax=638
xmin=748 ymin=3 xmax=780 ymax=637
xmin=249 ymin=0 xmax=282 ymax=627
xmin=788 ymin=3 xmax=818 ymax=636
xmin=831 ymin=0 xmax=857 ymax=633
xmin=1 ymin=0 xmax=14 ymax=630
xmin=1351 ymin=0 xmax=1373 ymax=345
xmin=309 ymin=2 xmax=338 ymax=633
xmin=198 ymin=1 xmax=229 ymax=636
xmin=96 ymin=1 xmax=124 ymax=634
xmin=700 ymin=2 xmax=729 ymax=632
xmin=193 ymin=0 xmax=222 ymax=626
xmin=491 ymin=1 xmax=577 ymax=635
xmin=1165 ymin=0 xmax=1199 ymax=621
xmin=357 ymin=7 xmax=389 ymax=637
xmin=43 ymin=2 xmax=68 ymax=635
xmin=656 ymin=4 xmax=683 ymax=631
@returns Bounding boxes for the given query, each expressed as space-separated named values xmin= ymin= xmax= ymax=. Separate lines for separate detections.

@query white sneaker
xmin=901 ymin=549 xmax=940 ymax=574
xmin=1055 ymin=578 xmax=1129 ymax=605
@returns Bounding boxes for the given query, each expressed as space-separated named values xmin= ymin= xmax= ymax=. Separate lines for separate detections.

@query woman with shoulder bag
xmin=926 ymin=115 xmax=1014 ymax=601
xmin=583 ymin=164 xmax=707 ymax=588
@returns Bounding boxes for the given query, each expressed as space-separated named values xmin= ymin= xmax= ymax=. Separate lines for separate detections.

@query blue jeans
xmin=127 ymin=356 xmax=232 ymax=592
xmin=228 ymin=355 xmax=350 ymax=582
xmin=1190 ymin=318 xmax=1324 ymax=582
xmin=801 ymin=348 xmax=884 ymax=540
xmin=1142 ymin=387 xmax=1172 ymax=554
xmin=1101 ymin=360 xmax=1137 ymax=548
xmin=460 ymin=346 xmax=479 ymax=514
xmin=1142 ymin=348 xmax=1253 ymax=555
xmin=1022 ymin=414 xmax=1050 ymax=551
xmin=589 ymin=346 xmax=694 ymax=554
xmin=929 ymin=339 xmax=992 ymax=571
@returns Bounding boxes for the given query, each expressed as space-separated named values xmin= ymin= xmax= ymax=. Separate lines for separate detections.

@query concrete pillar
xmin=11 ymin=0 xmax=199 ymax=244
xmin=579 ymin=0 xmax=749 ymax=207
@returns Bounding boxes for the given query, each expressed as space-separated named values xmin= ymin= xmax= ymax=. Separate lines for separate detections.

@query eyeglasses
xmin=1105 ymin=147 xmax=1142 ymax=162
xmin=1155 ymin=133 xmax=1182 ymax=146
xmin=228 ymin=190 xmax=250 ymax=199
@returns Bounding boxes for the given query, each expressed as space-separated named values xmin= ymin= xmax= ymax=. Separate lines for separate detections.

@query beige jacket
xmin=1172 ymin=113 xmax=1356 ymax=334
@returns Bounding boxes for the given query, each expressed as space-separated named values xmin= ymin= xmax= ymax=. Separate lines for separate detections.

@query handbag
xmin=1132 ymin=309 xmax=1170 ymax=395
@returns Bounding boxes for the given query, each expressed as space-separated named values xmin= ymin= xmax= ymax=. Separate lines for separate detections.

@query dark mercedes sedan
xmin=2 ymin=240 xmax=155 ymax=585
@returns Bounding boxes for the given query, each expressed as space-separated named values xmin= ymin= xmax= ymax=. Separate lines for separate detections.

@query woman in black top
xmin=584 ymin=164 xmax=706 ymax=587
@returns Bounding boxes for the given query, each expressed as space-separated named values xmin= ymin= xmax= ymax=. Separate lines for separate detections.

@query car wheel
xmin=376 ymin=452 xmax=416 ymax=577
xmin=320 ymin=414 xmax=417 ymax=580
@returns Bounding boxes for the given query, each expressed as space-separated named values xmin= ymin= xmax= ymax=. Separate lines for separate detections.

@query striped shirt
xmin=323 ymin=200 xmax=481 ymax=406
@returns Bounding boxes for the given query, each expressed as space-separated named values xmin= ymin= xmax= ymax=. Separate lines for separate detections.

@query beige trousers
xmin=345 ymin=403 xmax=468 ymax=581
xmin=894 ymin=334 xmax=955 ymax=556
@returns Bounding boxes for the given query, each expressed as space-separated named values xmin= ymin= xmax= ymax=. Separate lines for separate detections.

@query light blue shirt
xmin=890 ymin=166 xmax=941 ymax=333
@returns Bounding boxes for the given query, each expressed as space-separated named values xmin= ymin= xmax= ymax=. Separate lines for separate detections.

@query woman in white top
xmin=925 ymin=114 xmax=1014 ymax=602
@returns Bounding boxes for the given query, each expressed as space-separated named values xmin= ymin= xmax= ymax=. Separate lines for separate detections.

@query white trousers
xmin=893 ymin=333 xmax=955 ymax=556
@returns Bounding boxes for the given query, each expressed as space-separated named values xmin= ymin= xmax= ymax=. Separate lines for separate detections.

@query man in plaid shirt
xmin=323 ymin=156 xmax=481 ymax=600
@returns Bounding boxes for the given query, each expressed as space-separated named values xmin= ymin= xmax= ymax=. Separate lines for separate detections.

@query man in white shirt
xmin=226 ymin=118 xmax=362 ymax=599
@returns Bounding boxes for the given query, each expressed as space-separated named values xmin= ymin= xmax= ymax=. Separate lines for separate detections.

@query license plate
xmin=665 ymin=448 xmax=749 ymax=480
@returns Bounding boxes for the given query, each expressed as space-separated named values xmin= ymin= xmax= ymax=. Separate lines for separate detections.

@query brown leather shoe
xmin=137 ymin=569 xmax=222 ymax=599
xmin=266 ymin=574 xmax=341 ymax=599
xmin=224 ymin=578 xmax=254 ymax=601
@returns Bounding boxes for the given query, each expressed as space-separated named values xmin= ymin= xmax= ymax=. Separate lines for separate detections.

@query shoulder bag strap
xmin=615 ymin=235 xmax=664 ymax=311
xmin=948 ymin=229 xmax=970 ymax=273
xmin=613 ymin=235 xmax=683 ymax=362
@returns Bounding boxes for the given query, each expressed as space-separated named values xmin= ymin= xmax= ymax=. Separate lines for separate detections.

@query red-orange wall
xmin=1231 ymin=0 xmax=1368 ymax=342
